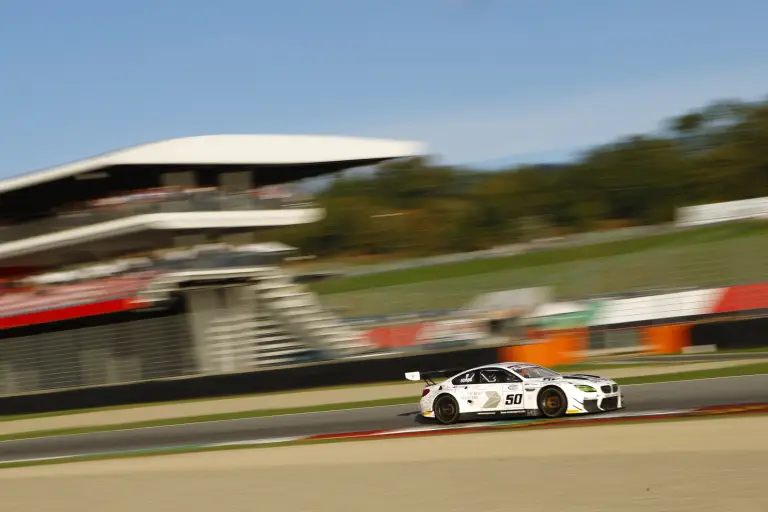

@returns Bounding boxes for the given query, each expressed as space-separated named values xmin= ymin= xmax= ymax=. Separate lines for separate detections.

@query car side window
xmin=500 ymin=370 xmax=522 ymax=383
xmin=479 ymin=368 xmax=522 ymax=383
xmin=452 ymin=371 xmax=477 ymax=385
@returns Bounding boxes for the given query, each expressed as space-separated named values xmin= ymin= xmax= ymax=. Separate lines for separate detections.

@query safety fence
xmin=0 ymin=311 xmax=195 ymax=396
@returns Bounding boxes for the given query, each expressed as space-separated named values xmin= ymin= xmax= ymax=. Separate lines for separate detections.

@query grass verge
xmin=552 ymin=362 xmax=674 ymax=372
xmin=313 ymin=222 xmax=768 ymax=295
xmin=0 ymin=379 xmax=414 ymax=423
xmin=615 ymin=362 xmax=768 ymax=385
xmin=712 ymin=347 xmax=768 ymax=355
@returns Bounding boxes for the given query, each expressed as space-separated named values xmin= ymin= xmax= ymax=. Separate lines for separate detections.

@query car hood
xmin=520 ymin=373 xmax=616 ymax=390
xmin=559 ymin=373 xmax=616 ymax=385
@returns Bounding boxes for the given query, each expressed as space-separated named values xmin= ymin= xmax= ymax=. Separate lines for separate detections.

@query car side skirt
xmin=459 ymin=409 xmax=542 ymax=420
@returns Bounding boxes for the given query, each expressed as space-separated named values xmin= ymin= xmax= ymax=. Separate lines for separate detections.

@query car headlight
xmin=574 ymin=385 xmax=596 ymax=393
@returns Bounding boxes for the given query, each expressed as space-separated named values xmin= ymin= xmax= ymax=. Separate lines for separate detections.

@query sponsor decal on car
xmin=482 ymin=391 xmax=501 ymax=408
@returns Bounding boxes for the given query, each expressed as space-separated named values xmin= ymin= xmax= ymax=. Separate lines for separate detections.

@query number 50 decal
xmin=505 ymin=393 xmax=522 ymax=405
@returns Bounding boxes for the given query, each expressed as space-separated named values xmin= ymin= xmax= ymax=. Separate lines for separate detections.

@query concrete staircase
xmin=137 ymin=266 xmax=373 ymax=371
xmin=206 ymin=309 xmax=314 ymax=370
xmin=251 ymin=267 xmax=373 ymax=359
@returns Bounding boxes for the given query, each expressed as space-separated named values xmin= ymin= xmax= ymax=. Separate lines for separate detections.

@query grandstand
xmin=0 ymin=134 xmax=423 ymax=396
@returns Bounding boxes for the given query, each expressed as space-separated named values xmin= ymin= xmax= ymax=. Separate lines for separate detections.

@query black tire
xmin=537 ymin=386 xmax=568 ymax=418
xmin=433 ymin=394 xmax=461 ymax=425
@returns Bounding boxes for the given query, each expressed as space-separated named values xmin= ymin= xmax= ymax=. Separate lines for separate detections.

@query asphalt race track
xmin=1 ymin=374 xmax=766 ymax=463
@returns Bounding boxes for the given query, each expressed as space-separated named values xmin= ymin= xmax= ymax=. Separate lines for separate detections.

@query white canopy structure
xmin=0 ymin=134 xmax=425 ymax=274
xmin=0 ymin=134 xmax=424 ymax=195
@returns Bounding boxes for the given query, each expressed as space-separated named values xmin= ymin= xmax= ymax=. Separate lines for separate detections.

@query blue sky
xmin=1 ymin=0 xmax=767 ymax=177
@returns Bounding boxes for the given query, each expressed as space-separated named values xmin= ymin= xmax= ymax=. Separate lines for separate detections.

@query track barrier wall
xmin=690 ymin=316 xmax=768 ymax=350
xmin=0 ymin=344 xmax=504 ymax=415
xmin=508 ymin=315 xmax=768 ymax=364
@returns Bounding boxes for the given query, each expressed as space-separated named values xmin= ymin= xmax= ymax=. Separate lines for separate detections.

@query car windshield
xmin=513 ymin=366 xmax=560 ymax=379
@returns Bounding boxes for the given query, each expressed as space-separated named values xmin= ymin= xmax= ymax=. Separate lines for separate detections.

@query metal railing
xmin=0 ymin=193 xmax=317 ymax=243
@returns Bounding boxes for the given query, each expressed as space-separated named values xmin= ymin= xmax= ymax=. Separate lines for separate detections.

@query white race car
xmin=405 ymin=361 xmax=624 ymax=425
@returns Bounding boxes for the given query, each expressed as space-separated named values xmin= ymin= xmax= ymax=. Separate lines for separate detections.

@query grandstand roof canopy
xmin=0 ymin=134 xmax=424 ymax=219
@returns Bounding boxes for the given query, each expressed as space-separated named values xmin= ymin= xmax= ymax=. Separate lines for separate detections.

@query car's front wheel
xmin=433 ymin=394 xmax=460 ymax=425
xmin=537 ymin=387 xmax=567 ymax=418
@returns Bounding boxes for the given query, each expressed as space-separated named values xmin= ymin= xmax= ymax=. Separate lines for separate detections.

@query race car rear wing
xmin=405 ymin=368 xmax=463 ymax=386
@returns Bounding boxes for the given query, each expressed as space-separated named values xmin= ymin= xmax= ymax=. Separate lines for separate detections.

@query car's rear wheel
xmin=433 ymin=395 xmax=460 ymax=425
xmin=538 ymin=387 xmax=567 ymax=418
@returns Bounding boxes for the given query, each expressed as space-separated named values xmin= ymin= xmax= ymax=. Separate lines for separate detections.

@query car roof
xmin=458 ymin=362 xmax=540 ymax=374
xmin=500 ymin=361 xmax=537 ymax=368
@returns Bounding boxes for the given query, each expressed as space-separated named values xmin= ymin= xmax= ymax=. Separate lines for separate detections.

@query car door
xmin=498 ymin=369 xmax=525 ymax=412
xmin=473 ymin=369 xmax=509 ymax=413
xmin=450 ymin=370 xmax=482 ymax=413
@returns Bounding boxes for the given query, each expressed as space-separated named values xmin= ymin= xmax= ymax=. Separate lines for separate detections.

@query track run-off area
xmin=0 ymin=373 xmax=766 ymax=466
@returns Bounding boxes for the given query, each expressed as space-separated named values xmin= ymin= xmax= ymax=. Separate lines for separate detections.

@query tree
xmin=279 ymin=96 xmax=768 ymax=259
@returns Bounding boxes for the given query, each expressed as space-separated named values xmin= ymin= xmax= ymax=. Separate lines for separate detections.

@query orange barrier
xmin=498 ymin=328 xmax=588 ymax=367
xmin=499 ymin=323 xmax=693 ymax=363
xmin=641 ymin=324 xmax=691 ymax=354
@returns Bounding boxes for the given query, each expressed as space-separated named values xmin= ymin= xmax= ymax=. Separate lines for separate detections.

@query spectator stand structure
xmin=0 ymin=134 xmax=423 ymax=397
